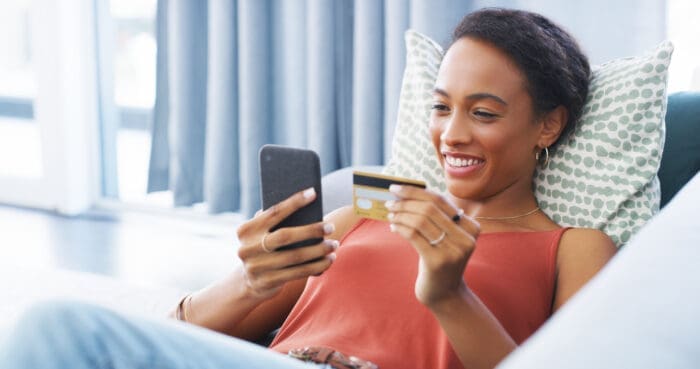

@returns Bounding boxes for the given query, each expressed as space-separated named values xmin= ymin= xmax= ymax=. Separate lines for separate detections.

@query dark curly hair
xmin=451 ymin=8 xmax=590 ymax=148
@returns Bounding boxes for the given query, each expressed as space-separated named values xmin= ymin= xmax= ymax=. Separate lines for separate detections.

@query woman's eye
xmin=431 ymin=103 xmax=450 ymax=112
xmin=473 ymin=110 xmax=498 ymax=119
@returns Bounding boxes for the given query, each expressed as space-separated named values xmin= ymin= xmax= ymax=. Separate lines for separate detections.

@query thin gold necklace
xmin=473 ymin=207 xmax=540 ymax=221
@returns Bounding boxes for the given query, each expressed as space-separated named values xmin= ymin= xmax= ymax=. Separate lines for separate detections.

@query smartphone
xmin=259 ymin=144 xmax=323 ymax=251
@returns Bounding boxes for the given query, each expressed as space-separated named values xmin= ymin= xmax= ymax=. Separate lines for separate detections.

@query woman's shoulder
xmin=557 ymin=227 xmax=617 ymax=266
xmin=552 ymin=227 xmax=618 ymax=309
xmin=558 ymin=227 xmax=616 ymax=252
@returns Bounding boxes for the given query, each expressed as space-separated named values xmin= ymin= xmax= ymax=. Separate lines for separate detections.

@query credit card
xmin=352 ymin=171 xmax=426 ymax=221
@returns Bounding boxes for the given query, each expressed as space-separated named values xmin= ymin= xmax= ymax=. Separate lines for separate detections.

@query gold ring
xmin=261 ymin=233 xmax=274 ymax=253
xmin=429 ymin=231 xmax=446 ymax=246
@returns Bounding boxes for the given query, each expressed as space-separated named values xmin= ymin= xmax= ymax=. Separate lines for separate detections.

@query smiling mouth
xmin=444 ymin=155 xmax=485 ymax=168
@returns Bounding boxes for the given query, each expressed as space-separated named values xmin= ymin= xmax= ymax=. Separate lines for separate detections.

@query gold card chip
xmin=352 ymin=171 xmax=426 ymax=221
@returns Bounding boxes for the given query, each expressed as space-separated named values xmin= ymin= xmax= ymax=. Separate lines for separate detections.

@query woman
xmin=0 ymin=8 xmax=616 ymax=369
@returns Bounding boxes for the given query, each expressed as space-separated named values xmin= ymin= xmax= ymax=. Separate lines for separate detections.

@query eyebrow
xmin=433 ymin=88 xmax=508 ymax=106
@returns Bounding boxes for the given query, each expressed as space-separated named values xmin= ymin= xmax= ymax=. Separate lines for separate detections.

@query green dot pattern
xmin=384 ymin=30 xmax=673 ymax=247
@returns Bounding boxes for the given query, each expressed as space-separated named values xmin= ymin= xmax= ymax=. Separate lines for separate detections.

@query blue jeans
xmin=0 ymin=300 xmax=325 ymax=369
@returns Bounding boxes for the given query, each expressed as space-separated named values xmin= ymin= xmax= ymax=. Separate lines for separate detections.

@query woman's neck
xmin=450 ymin=179 xmax=539 ymax=221
xmin=449 ymin=179 xmax=562 ymax=232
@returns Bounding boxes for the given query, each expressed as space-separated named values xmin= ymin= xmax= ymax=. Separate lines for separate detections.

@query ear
xmin=537 ymin=105 xmax=568 ymax=148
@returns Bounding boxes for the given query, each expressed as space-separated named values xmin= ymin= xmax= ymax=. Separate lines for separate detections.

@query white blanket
xmin=0 ymin=266 xmax=184 ymax=342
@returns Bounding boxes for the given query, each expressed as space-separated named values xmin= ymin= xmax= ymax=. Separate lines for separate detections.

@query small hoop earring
xmin=535 ymin=147 xmax=550 ymax=167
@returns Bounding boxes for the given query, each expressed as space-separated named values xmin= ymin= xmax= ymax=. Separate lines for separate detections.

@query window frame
xmin=0 ymin=0 xmax=102 ymax=214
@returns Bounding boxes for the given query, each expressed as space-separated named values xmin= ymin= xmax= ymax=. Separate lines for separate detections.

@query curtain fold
xmin=306 ymin=0 xmax=343 ymax=177
xmin=148 ymin=0 xmax=667 ymax=217
xmin=156 ymin=0 xmax=208 ymax=207
xmin=147 ymin=0 xmax=170 ymax=193
xmin=410 ymin=0 xmax=472 ymax=46
xmin=383 ymin=0 xmax=410 ymax=162
xmin=205 ymin=0 xmax=238 ymax=212
xmin=352 ymin=0 xmax=385 ymax=165
xmin=272 ymin=0 xmax=307 ymax=148
xmin=237 ymin=0 xmax=273 ymax=216
xmin=331 ymin=0 xmax=355 ymax=170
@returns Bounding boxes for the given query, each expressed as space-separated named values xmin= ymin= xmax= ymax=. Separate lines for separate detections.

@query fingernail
xmin=303 ymin=187 xmax=316 ymax=199
xmin=389 ymin=185 xmax=402 ymax=194
xmin=387 ymin=212 xmax=395 ymax=220
xmin=323 ymin=222 xmax=335 ymax=234
xmin=384 ymin=200 xmax=395 ymax=209
xmin=389 ymin=223 xmax=396 ymax=232
xmin=325 ymin=239 xmax=339 ymax=250
xmin=327 ymin=253 xmax=337 ymax=261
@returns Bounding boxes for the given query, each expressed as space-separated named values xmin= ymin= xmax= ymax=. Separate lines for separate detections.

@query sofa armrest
xmin=658 ymin=92 xmax=700 ymax=207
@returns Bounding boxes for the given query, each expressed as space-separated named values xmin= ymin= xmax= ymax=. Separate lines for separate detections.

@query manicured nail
xmin=303 ymin=187 xmax=316 ymax=199
xmin=389 ymin=184 xmax=402 ymax=193
xmin=323 ymin=223 xmax=335 ymax=235
xmin=389 ymin=223 xmax=397 ymax=232
xmin=384 ymin=200 xmax=395 ymax=209
xmin=387 ymin=212 xmax=395 ymax=220
xmin=327 ymin=253 xmax=337 ymax=261
xmin=325 ymin=239 xmax=339 ymax=250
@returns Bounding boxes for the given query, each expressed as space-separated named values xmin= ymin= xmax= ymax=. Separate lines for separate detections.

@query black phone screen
xmin=259 ymin=144 xmax=323 ymax=250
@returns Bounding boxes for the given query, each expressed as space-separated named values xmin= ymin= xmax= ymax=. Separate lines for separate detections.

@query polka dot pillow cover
xmin=383 ymin=30 xmax=673 ymax=246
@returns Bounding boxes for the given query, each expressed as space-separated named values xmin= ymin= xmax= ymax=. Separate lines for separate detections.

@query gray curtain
xmin=148 ymin=0 xmax=666 ymax=217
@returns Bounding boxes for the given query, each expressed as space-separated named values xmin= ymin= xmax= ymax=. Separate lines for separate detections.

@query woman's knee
xmin=1 ymin=300 xmax=122 ymax=367
xmin=12 ymin=299 xmax=114 ymax=342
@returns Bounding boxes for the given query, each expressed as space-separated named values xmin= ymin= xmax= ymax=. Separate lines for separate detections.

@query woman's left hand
xmin=386 ymin=185 xmax=480 ymax=308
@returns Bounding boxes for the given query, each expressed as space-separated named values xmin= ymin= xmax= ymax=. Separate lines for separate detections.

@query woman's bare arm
xmin=428 ymin=228 xmax=616 ymax=369
xmin=175 ymin=203 xmax=359 ymax=342
xmin=552 ymin=228 xmax=617 ymax=311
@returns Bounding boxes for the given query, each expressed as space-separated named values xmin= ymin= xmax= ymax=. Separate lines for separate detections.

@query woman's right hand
xmin=235 ymin=187 xmax=338 ymax=301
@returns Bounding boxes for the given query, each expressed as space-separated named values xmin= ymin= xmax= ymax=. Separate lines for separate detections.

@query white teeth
xmin=445 ymin=156 xmax=483 ymax=168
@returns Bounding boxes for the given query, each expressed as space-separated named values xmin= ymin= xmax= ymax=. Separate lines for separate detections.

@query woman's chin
xmin=445 ymin=179 xmax=482 ymax=201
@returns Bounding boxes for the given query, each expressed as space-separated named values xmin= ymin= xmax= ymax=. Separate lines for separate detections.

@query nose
xmin=440 ymin=112 xmax=472 ymax=147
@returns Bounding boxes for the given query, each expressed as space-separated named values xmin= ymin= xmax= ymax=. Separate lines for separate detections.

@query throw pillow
xmin=384 ymin=32 xmax=447 ymax=193
xmin=384 ymin=29 xmax=673 ymax=246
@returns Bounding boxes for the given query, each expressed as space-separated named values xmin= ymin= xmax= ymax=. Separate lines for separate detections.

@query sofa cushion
xmin=384 ymin=30 xmax=673 ymax=246
xmin=658 ymin=92 xmax=700 ymax=207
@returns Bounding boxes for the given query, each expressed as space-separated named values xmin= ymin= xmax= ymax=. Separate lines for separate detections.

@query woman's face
xmin=429 ymin=37 xmax=543 ymax=201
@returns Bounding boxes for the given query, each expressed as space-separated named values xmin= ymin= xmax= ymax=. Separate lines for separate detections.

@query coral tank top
xmin=270 ymin=219 xmax=568 ymax=369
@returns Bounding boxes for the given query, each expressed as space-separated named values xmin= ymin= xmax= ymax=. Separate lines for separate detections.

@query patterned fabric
xmin=383 ymin=30 xmax=673 ymax=246
xmin=384 ymin=31 xmax=446 ymax=192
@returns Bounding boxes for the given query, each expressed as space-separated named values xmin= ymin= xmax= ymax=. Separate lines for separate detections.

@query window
xmin=667 ymin=0 xmax=700 ymax=92
xmin=108 ymin=0 xmax=161 ymax=204
xmin=0 ymin=0 xmax=102 ymax=212
xmin=0 ymin=0 xmax=41 ymax=179
xmin=0 ymin=0 xmax=34 ymax=100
